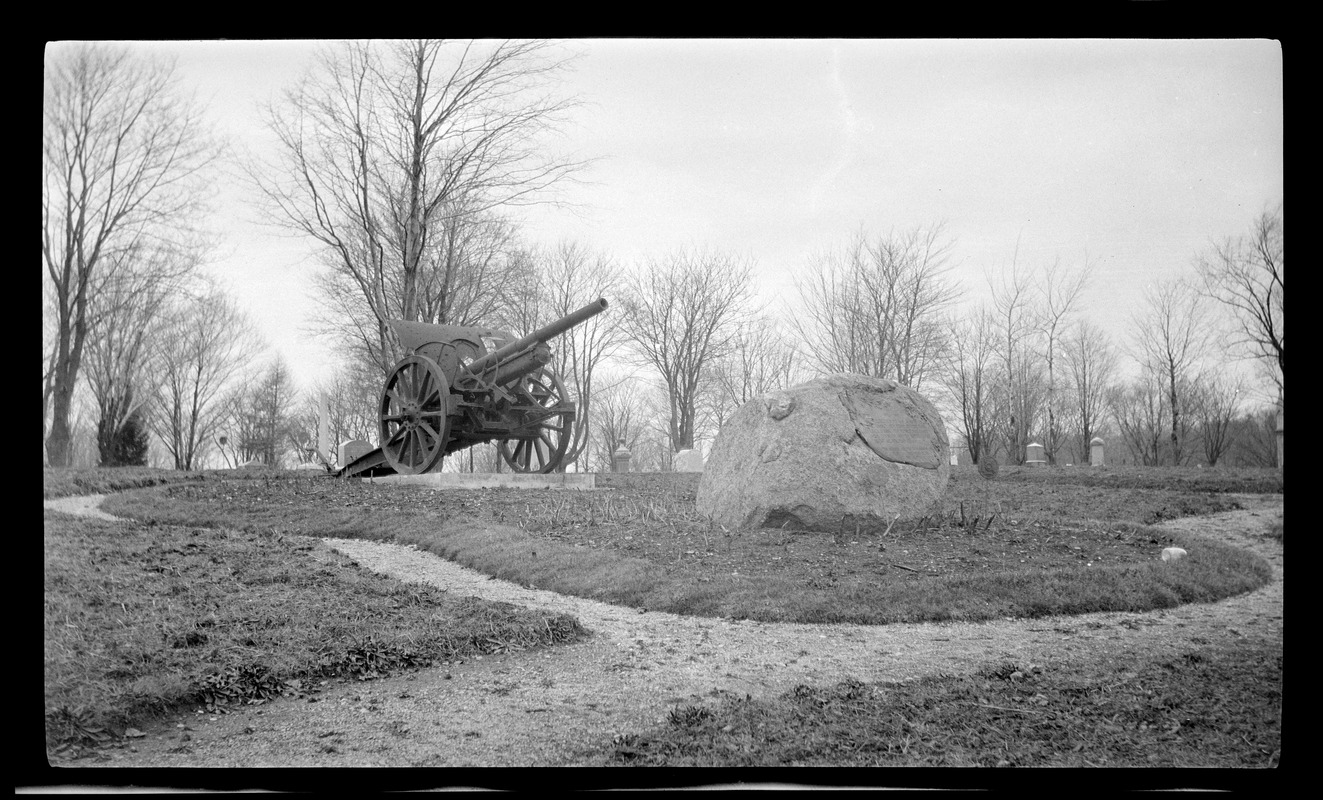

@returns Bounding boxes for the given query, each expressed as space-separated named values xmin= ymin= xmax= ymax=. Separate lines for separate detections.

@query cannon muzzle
xmin=465 ymin=297 xmax=609 ymax=375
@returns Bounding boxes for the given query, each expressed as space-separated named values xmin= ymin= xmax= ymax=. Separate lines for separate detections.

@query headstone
xmin=977 ymin=454 xmax=999 ymax=480
xmin=1025 ymin=442 xmax=1046 ymax=467
xmin=674 ymin=449 xmax=704 ymax=472
xmin=1161 ymin=546 xmax=1188 ymax=563
xmin=339 ymin=439 xmax=373 ymax=466
xmin=949 ymin=451 xmax=959 ymax=467
xmin=697 ymin=374 xmax=950 ymax=533
xmin=1090 ymin=437 xmax=1105 ymax=467
xmin=611 ymin=440 xmax=632 ymax=473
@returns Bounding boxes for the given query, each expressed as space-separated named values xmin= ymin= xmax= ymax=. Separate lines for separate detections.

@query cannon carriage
xmin=338 ymin=298 xmax=608 ymax=478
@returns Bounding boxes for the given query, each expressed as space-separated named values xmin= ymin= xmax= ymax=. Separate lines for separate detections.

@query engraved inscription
xmin=838 ymin=389 xmax=941 ymax=469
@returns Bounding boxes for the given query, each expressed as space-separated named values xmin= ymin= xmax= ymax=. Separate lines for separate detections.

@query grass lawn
xmin=100 ymin=466 xmax=1278 ymax=624
xmin=46 ymin=464 xmax=1282 ymax=766
xmin=599 ymin=635 xmax=1282 ymax=768
xmin=43 ymin=491 xmax=584 ymax=758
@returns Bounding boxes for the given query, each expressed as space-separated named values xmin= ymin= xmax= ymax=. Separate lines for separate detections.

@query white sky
xmin=85 ymin=38 xmax=1283 ymax=399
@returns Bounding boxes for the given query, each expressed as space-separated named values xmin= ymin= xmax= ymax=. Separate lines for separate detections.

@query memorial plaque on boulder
xmin=697 ymin=374 xmax=950 ymax=533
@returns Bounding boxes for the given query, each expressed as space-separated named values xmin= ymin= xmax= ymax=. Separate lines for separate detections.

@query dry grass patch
xmin=43 ymin=508 xmax=584 ymax=759
xmin=599 ymin=636 xmax=1282 ymax=768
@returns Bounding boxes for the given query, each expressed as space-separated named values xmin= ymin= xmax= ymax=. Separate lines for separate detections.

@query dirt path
xmin=44 ymin=494 xmax=121 ymax=521
xmin=45 ymin=493 xmax=1283 ymax=768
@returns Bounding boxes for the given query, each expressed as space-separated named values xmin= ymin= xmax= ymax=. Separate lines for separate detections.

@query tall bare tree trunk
xmin=43 ymin=43 xmax=220 ymax=466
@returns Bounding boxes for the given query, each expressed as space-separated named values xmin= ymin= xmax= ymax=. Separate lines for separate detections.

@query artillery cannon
xmin=339 ymin=298 xmax=609 ymax=478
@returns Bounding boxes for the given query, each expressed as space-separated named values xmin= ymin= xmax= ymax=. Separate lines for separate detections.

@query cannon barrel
xmin=465 ymin=297 xmax=608 ymax=376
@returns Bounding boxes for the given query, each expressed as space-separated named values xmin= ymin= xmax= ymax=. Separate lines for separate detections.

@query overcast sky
xmin=83 ymin=38 xmax=1283 ymax=399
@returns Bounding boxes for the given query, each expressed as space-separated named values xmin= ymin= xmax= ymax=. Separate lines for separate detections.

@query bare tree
xmin=84 ymin=241 xmax=203 ymax=466
xmin=1062 ymin=319 xmax=1119 ymax=465
xmin=791 ymin=224 xmax=961 ymax=391
xmin=987 ymin=254 xmax=1043 ymax=464
xmin=416 ymin=212 xmax=529 ymax=328
xmin=282 ymin=405 xmax=323 ymax=467
xmin=619 ymin=249 xmax=755 ymax=453
xmin=507 ymin=241 xmax=626 ymax=470
xmin=1224 ymin=406 xmax=1278 ymax=468
xmin=1034 ymin=257 xmax=1092 ymax=464
xmin=84 ymin=261 xmax=167 ymax=466
xmin=43 ymin=42 xmax=223 ymax=466
xmin=1189 ymin=371 xmax=1244 ymax=467
xmin=251 ymin=39 xmax=585 ymax=376
xmin=590 ymin=374 xmax=665 ymax=472
xmin=224 ymin=358 xmax=300 ymax=467
xmin=1195 ymin=204 xmax=1283 ymax=401
xmin=992 ymin=359 xmax=1049 ymax=465
xmin=1130 ymin=278 xmax=1211 ymax=466
xmin=704 ymin=313 xmax=801 ymax=432
xmin=446 ymin=442 xmax=503 ymax=474
xmin=310 ymin=207 xmax=531 ymax=375
xmin=1108 ymin=374 xmax=1169 ymax=467
xmin=794 ymin=244 xmax=869 ymax=376
xmin=942 ymin=306 xmax=998 ymax=465
xmin=300 ymin=362 xmax=381 ymax=469
xmin=59 ymin=393 xmax=102 ymax=470
xmin=150 ymin=287 xmax=265 ymax=470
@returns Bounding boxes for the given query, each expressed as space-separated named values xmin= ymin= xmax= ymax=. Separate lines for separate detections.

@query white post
xmin=318 ymin=395 xmax=330 ymax=464
xmin=1276 ymin=406 xmax=1283 ymax=470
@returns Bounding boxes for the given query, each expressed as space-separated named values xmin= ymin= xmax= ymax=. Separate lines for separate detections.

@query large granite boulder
xmin=697 ymin=374 xmax=950 ymax=532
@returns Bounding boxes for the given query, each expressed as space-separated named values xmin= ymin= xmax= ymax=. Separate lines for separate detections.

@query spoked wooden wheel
xmin=499 ymin=368 xmax=574 ymax=473
xmin=379 ymin=355 xmax=452 ymax=475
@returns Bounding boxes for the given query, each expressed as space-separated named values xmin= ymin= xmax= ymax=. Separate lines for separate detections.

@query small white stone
xmin=1161 ymin=547 xmax=1188 ymax=563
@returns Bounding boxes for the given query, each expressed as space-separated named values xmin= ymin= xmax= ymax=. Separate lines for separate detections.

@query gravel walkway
xmin=44 ymin=492 xmax=1283 ymax=769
